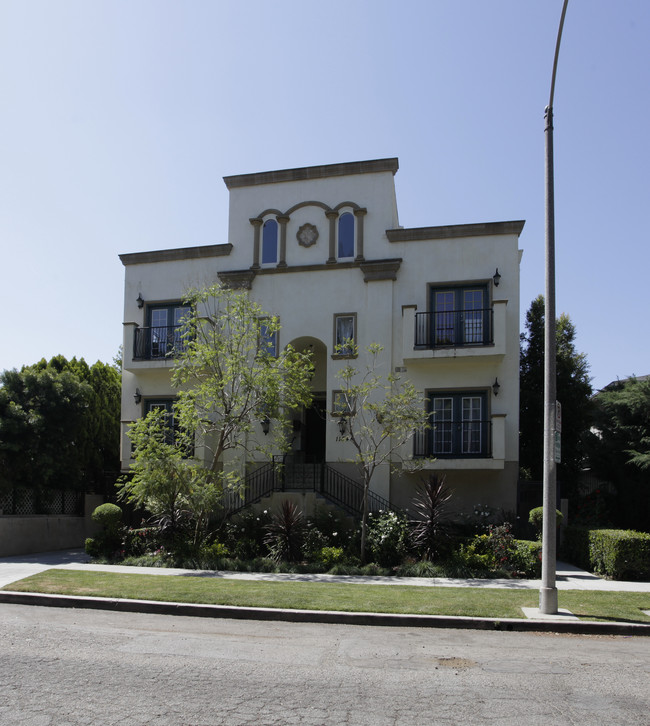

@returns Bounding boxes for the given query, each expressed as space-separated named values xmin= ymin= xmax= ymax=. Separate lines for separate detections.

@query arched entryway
xmin=287 ymin=336 xmax=328 ymax=463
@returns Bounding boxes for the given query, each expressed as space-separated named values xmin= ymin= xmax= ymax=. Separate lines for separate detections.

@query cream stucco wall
xmin=119 ymin=158 xmax=523 ymax=514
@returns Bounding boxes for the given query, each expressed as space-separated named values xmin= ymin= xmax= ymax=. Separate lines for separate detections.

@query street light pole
xmin=540 ymin=0 xmax=569 ymax=615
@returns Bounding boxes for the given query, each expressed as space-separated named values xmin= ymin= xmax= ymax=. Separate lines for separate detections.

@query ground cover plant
xmin=91 ymin=495 xmax=543 ymax=580
xmin=4 ymin=569 xmax=650 ymax=624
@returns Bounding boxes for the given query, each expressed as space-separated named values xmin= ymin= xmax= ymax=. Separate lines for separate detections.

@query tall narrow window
xmin=337 ymin=212 xmax=355 ymax=259
xmin=262 ymin=219 xmax=278 ymax=265
xmin=259 ymin=319 xmax=278 ymax=357
xmin=333 ymin=313 xmax=357 ymax=356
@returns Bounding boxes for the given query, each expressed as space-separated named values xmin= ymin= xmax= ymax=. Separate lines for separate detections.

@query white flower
xmin=332 ymin=532 xmax=338 ymax=537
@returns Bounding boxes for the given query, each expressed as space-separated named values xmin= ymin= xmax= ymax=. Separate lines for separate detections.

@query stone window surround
xmin=250 ymin=201 xmax=367 ymax=269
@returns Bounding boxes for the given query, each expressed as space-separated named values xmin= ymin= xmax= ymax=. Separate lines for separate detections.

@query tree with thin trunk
xmin=334 ymin=343 xmax=429 ymax=562
xmin=120 ymin=284 xmax=314 ymax=541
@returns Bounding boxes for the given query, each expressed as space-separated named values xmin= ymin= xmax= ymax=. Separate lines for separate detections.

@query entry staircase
xmin=223 ymin=458 xmax=397 ymax=519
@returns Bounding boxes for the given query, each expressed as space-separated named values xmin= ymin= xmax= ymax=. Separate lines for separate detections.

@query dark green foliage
xmin=85 ymin=503 xmax=124 ymax=560
xmin=123 ymin=527 xmax=160 ymax=558
xmin=91 ymin=503 xmax=123 ymax=530
xmin=573 ymin=488 xmax=614 ymax=527
xmin=0 ymin=355 xmax=120 ymax=493
xmin=528 ymin=506 xmax=563 ymax=538
xmin=562 ymin=527 xmax=650 ymax=580
xmin=221 ymin=509 xmax=273 ymax=559
xmin=365 ymin=510 xmax=409 ymax=567
xmin=264 ymin=500 xmax=307 ymax=563
xmin=587 ymin=377 xmax=650 ymax=530
xmin=519 ymin=296 xmax=593 ymax=486
xmin=409 ymin=474 xmax=453 ymax=561
xmin=510 ymin=540 xmax=542 ymax=577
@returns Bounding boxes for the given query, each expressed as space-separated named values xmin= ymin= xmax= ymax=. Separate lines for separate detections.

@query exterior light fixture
xmin=134 ymin=388 xmax=142 ymax=404
xmin=136 ymin=293 xmax=145 ymax=308
xmin=493 ymin=268 xmax=501 ymax=287
xmin=492 ymin=378 xmax=500 ymax=397
xmin=261 ymin=417 xmax=270 ymax=435
xmin=338 ymin=416 xmax=348 ymax=437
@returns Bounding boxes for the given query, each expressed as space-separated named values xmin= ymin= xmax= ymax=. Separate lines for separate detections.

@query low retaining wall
xmin=0 ymin=495 xmax=104 ymax=557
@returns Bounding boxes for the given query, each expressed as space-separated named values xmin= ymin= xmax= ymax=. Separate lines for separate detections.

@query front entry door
xmin=304 ymin=397 xmax=326 ymax=463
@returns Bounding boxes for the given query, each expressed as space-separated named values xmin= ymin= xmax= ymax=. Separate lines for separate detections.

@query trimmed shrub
xmin=528 ymin=506 xmax=563 ymax=539
xmin=91 ymin=503 xmax=123 ymax=532
xmin=85 ymin=503 xmax=124 ymax=560
xmin=589 ymin=529 xmax=650 ymax=581
xmin=562 ymin=526 xmax=650 ymax=580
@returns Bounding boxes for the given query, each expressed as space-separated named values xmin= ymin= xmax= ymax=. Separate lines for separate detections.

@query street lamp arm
xmin=549 ymin=0 xmax=570 ymax=110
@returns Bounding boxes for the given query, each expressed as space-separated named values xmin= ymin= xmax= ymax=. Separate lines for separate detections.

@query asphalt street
xmin=0 ymin=602 xmax=648 ymax=726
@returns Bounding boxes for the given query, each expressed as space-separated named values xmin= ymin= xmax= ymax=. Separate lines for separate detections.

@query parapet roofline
xmin=223 ymin=158 xmax=399 ymax=189
xmin=386 ymin=220 xmax=526 ymax=242
xmin=119 ymin=243 xmax=232 ymax=266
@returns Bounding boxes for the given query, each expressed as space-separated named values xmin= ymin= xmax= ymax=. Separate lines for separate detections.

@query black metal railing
xmin=322 ymin=465 xmax=397 ymax=516
xmin=133 ymin=325 xmax=189 ymax=360
xmin=223 ymin=462 xmax=277 ymax=515
xmin=413 ymin=420 xmax=492 ymax=458
xmin=225 ymin=460 xmax=401 ymax=519
xmin=414 ymin=308 xmax=493 ymax=348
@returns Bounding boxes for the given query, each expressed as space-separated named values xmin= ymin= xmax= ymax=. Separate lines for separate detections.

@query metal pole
xmin=540 ymin=0 xmax=569 ymax=615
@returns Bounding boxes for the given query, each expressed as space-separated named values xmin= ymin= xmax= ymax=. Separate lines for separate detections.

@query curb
xmin=1 ymin=590 xmax=649 ymax=636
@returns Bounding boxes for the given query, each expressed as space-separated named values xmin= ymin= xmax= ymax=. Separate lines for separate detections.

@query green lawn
xmin=4 ymin=569 xmax=650 ymax=623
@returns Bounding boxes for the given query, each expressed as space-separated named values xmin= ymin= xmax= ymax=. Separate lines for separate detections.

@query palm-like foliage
xmin=264 ymin=500 xmax=307 ymax=563
xmin=410 ymin=474 xmax=453 ymax=561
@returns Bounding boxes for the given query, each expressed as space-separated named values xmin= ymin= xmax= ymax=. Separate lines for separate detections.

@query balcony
xmin=402 ymin=300 xmax=507 ymax=362
xmin=133 ymin=325 xmax=189 ymax=361
xmin=411 ymin=414 xmax=505 ymax=470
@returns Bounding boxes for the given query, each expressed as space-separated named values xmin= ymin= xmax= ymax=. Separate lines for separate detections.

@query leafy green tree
xmin=171 ymin=284 xmax=314 ymax=473
xmin=118 ymin=408 xmax=223 ymax=546
xmin=30 ymin=355 xmax=121 ymax=482
xmin=0 ymin=356 xmax=121 ymax=493
xmin=119 ymin=284 xmax=314 ymax=539
xmin=519 ymin=295 xmax=593 ymax=487
xmin=0 ymin=366 xmax=92 ymax=492
xmin=587 ymin=376 xmax=650 ymax=530
xmin=334 ymin=343 xmax=429 ymax=562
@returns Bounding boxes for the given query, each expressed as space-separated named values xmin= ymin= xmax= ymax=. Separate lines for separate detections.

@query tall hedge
xmin=562 ymin=526 xmax=650 ymax=580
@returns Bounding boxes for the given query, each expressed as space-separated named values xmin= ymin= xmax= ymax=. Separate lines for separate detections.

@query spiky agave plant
xmin=410 ymin=474 xmax=453 ymax=561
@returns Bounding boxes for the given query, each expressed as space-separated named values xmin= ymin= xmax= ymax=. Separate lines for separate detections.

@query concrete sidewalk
xmin=1 ymin=548 xmax=649 ymax=591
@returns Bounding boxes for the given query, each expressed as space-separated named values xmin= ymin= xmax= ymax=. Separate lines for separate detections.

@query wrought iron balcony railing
xmin=413 ymin=420 xmax=492 ymax=458
xmin=133 ymin=325 xmax=189 ymax=360
xmin=414 ymin=308 xmax=493 ymax=348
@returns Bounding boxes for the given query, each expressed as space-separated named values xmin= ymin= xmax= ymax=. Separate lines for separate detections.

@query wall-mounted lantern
xmin=493 ymin=268 xmax=501 ymax=287
xmin=338 ymin=416 xmax=348 ymax=437
xmin=260 ymin=417 xmax=270 ymax=436
xmin=136 ymin=293 xmax=145 ymax=308
xmin=134 ymin=388 xmax=142 ymax=404
xmin=492 ymin=378 xmax=501 ymax=397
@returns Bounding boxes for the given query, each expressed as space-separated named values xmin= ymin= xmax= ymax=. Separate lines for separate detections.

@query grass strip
xmin=4 ymin=569 xmax=650 ymax=623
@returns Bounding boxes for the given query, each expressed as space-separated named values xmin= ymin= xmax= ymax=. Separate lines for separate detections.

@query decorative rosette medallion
xmin=297 ymin=223 xmax=319 ymax=248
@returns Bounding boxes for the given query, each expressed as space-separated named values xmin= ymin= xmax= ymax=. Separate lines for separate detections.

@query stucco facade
xmin=120 ymin=158 xmax=524 ymax=515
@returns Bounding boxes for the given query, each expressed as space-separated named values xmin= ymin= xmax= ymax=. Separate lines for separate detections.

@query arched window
xmin=262 ymin=219 xmax=278 ymax=264
xmin=338 ymin=212 xmax=355 ymax=259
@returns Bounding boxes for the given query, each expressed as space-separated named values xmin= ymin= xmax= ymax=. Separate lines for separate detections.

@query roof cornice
xmin=119 ymin=244 xmax=233 ymax=266
xmin=386 ymin=220 xmax=526 ymax=242
xmin=224 ymin=158 xmax=399 ymax=189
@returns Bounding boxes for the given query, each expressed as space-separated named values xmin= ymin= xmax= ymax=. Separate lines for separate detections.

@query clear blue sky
xmin=1 ymin=1 xmax=648 ymax=391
